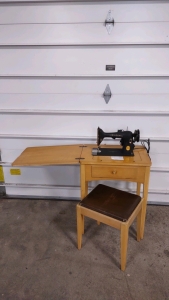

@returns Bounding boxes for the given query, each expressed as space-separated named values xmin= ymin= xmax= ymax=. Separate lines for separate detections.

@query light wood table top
xmin=12 ymin=144 xmax=151 ymax=167
xmin=12 ymin=144 xmax=84 ymax=166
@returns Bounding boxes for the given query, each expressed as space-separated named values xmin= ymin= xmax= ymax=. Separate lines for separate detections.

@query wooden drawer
xmin=91 ymin=166 xmax=137 ymax=180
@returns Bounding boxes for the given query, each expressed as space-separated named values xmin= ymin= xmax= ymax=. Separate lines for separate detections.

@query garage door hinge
xmin=105 ymin=10 xmax=114 ymax=34
xmin=103 ymin=84 xmax=112 ymax=104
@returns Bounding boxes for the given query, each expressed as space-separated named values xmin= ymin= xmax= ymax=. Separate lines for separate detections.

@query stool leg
xmin=140 ymin=199 xmax=147 ymax=240
xmin=77 ymin=205 xmax=84 ymax=250
xmin=82 ymin=215 xmax=84 ymax=234
xmin=137 ymin=205 xmax=142 ymax=242
xmin=121 ymin=222 xmax=129 ymax=271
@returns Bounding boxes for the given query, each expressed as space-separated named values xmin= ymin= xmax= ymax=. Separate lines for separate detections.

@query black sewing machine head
xmin=92 ymin=127 xmax=140 ymax=156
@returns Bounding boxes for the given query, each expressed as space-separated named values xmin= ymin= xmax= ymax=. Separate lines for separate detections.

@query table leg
xmin=136 ymin=183 xmax=141 ymax=234
xmin=80 ymin=165 xmax=88 ymax=200
xmin=137 ymin=183 xmax=141 ymax=196
xmin=140 ymin=167 xmax=150 ymax=239
xmin=80 ymin=164 xmax=88 ymax=234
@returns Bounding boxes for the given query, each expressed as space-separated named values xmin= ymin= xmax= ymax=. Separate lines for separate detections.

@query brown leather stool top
xmin=79 ymin=184 xmax=141 ymax=222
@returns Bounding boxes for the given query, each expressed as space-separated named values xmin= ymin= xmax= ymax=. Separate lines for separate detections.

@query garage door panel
xmin=1 ymin=2 xmax=169 ymax=23
xmin=150 ymin=141 xmax=169 ymax=154
xmin=3 ymin=165 xmax=80 ymax=186
xmin=1 ymin=78 xmax=169 ymax=94
xmin=1 ymin=23 xmax=169 ymax=45
xmin=0 ymin=47 xmax=169 ymax=76
xmin=1 ymin=114 xmax=168 ymax=138
xmin=150 ymin=154 xmax=169 ymax=169
xmin=149 ymin=172 xmax=169 ymax=190
xmin=4 ymin=186 xmax=81 ymax=199
xmin=1 ymin=93 xmax=169 ymax=112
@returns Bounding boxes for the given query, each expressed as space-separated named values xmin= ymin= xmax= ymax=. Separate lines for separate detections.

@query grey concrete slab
xmin=0 ymin=198 xmax=169 ymax=300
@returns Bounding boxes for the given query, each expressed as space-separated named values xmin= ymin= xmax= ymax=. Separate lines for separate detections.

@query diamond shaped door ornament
xmin=105 ymin=10 xmax=114 ymax=35
xmin=103 ymin=84 xmax=112 ymax=104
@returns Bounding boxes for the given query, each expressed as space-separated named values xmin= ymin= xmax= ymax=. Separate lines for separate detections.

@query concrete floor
xmin=0 ymin=198 xmax=169 ymax=300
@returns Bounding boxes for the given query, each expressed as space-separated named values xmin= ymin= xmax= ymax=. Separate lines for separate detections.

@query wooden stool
xmin=76 ymin=184 xmax=143 ymax=271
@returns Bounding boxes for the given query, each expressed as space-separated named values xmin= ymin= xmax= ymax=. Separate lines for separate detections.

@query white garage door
xmin=0 ymin=0 xmax=169 ymax=204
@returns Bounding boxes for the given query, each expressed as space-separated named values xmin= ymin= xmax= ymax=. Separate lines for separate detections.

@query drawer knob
xmin=112 ymin=170 xmax=117 ymax=174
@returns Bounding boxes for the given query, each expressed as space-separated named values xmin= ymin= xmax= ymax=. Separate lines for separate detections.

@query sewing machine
xmin=92 ymin=127 xmax=140 ymax=156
